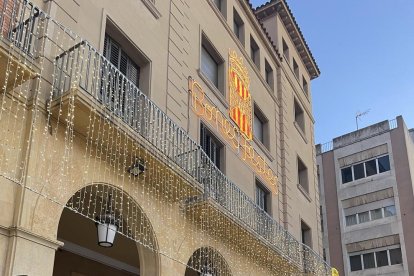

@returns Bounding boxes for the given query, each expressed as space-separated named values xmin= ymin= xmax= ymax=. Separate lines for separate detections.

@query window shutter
xmin=120 ymin=52 xmax=128 ymax=75
xmin=127 ymin=59 xmax=140 ymax=88
xmin=103 ymin=35 xmax=109 ymax=59
xmin=109 ymin=40 xmax=120 ymax=68
xmin=201 ymin=46 xmax=218 ymax=87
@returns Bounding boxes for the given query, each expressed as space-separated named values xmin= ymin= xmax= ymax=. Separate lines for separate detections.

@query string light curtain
xmin=0 ymin=1 xmax=332 ymax=275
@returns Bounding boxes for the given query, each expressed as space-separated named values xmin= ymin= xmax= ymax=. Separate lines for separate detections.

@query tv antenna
xmin=356 ymin=109 xmax=370 ymax=130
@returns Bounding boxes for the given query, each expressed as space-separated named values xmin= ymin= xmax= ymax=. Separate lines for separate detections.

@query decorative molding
xmin=140 ymin=0 xmax=161 ymax=19
xmin=0 ymin=226 xmax=63 ymax=250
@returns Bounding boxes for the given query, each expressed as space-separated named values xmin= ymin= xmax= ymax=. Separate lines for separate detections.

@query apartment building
xmin=317 ymin=116 xmax=414 ymax=276
xmin=0 ymin=0 xmax=331 ymax=275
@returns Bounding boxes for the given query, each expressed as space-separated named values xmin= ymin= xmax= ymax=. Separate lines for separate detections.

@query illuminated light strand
xmin=0 ymin=1 xmax=332 ymax=275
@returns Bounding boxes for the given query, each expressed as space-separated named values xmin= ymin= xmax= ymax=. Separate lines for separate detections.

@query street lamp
xmin=95 ymin=195 xmax=119 ymax=247
xmin=128 ymin=159 xmax=145 ymax=177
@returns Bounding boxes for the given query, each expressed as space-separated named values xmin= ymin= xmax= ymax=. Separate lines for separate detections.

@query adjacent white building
xmin=317 ymin=116 xmax=414 ymax=276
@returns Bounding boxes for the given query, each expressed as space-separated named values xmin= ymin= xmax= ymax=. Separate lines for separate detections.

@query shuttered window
xmin=201 ymin=45 xmax=218 ymax=87
xmin=104 ymin=35 xmax=140 ymax=88
xmin=256 ymin=183 xmax=268 ymax=212
xmin=200 ymin=123 xmax=222 ymax=170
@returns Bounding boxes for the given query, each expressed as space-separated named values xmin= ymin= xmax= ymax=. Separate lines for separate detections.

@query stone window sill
xmin=141 ymin=0 xmax=161 ymax=19
xmin=294 ymin=121 xmax=308 ymax=144
xmin=297 ymin=184 xmax=311 ymax=202
xmin=197 ymin=69 xmax=228 ymax=109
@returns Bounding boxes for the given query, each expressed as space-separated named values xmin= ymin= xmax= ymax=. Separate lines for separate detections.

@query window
xmin=346 ymin=214 xmax=357 ymax=226
xmin=363 ymin=253 xmax=375 ymax=269
xmin=365 ymin=159 xmax=377 ymax=177
xmin=265 ymin=59 xmax=274 ymax=89
xmin=256 ymin=180 xmax=269 ymax=212
xmin=201 ymin=35 xmax=224 ymax=93
xmin=293 ymin=58 xmax=299 ymax=78
xmin=104 ymin=21 xmax=151 ymax=94
xmin=302 ymin=76 xmax=308 ymax=95
xmin=378 ymin=155 xmax=390 ymax=173
xmin=282 ymin=38 xmax=289 ymax=61
xmin=350 ymin=255 xmax=362 ymax=271
xmin=104 ymin=35 xmax=140 ymax=87
xmin=370 ymin=208 xmax=383 ymax=220
xmin=350 ymin=247 xmax=403 ymax=271
xmin=384 ymin=205 xmax=396 ymax=217
xmin=233 ymin=8 xmax=244 ymax=44
xmin=341 ymin=155 xmax=391 ymax=184
xmin=254 ymin=114 xmax=264 ymax=144
xmin=376 ymin=250 xmax=389 ymax=267
xmin=200 ymin=123 xmax=223 ymax=170
xmin=213 ymin=0 xmax=226 ymax=17
xmin=341 ymin=167 xmax=353 ymax=184
xmin=250 ymin=36 xmax=260 ymax=69
xmin=301 ymin=220 xmax=312 ymax=248
xmin=294 ymin=99 xmax=305 ymax=133
xmin=297 ymin=157 xmax=308 ymax=193
xmin=389 ymin=248 xmax=402 ymax=265
xmin=346 ymin=205 xmax=396 ymax=227
xmin=353 ymin=163 xmax=365 ymax=180
xmin=253 ymin=105 xmax=269 ymax=148
xmin=358 ymin=211 xmax=370 ymax=223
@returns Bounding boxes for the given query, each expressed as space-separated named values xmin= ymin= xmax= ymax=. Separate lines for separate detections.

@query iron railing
xmin=317 ymin=118 xmax=399 ymax=155
xmin=53 ymin=40 xmax=330 ymax=274
xmin=0 ymin=0 xmax=41 ymax=56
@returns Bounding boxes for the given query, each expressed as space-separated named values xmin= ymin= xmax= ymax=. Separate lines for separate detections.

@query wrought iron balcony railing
xmin=53 ymin=40 xmax=330 ymax=274
xmin=0 ymin=0 xmax=332 ymax=274
xmin=0 ymin=0 xmax=40 ymax=56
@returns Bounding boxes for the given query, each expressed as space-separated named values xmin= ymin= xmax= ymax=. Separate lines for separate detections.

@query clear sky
xmin=251 ymin=0 xmax=414 ymax=144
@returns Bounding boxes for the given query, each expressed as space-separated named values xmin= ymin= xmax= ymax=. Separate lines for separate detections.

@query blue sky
xmin=251 ymin=0 xmax=414 ymax=143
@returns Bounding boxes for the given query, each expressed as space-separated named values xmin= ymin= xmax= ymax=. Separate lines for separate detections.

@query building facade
xmin=0 ymin=0 xmax=330 ymax=275
xmin=317 ymin=116 xmax=414 ymax=276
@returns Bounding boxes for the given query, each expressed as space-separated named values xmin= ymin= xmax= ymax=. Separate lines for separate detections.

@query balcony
xmin=51 ymin=38 xmax=330 ymax=274
xmin=0 ymin=0 xmax=39 ymax=93
xmin=0 ymin=0 xmax=331 ymax=274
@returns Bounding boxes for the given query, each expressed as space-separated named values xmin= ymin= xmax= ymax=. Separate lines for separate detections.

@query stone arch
xmin=184 ymin=246 xmax=232 ymax=276
xmin=54 ymin=182 xmax=161 ymax=276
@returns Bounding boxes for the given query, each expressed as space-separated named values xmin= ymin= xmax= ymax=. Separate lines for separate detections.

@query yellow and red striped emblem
xmin=231 ymin=70 xmax=250 ymax=100
xmin=229 ymin=66 xmax=252 ymax=140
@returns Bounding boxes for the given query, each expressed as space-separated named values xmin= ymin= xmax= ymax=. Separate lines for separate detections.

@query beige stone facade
xmin=0 ymin=0 xmax=329 ymax=275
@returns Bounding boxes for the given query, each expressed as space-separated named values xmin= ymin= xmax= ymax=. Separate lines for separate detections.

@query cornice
xmin=254 ymin=0 xmax=320 ymax=79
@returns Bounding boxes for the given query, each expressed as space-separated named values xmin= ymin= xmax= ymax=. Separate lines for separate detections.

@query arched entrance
xmin=184 ymin=247 xmax=232 ymax=276
xmin=53 ymin=183 xmax=160 ymax=276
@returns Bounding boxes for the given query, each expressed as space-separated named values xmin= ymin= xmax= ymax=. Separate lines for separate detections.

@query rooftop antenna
xmin=356 ymin=109 xmax=370 ymax=130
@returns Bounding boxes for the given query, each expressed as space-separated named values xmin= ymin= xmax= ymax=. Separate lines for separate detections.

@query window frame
xmin=294 ymin=98 xmax=305 ymax=134
xmin=301 ymin=220 xmax=312 ymax=248
xmin=250 ymin=35 xmax=260 ymax=69
xmin=265 ymin=59 xmax=274 ymax=90
xmin=282 ymin=38 xmax=289 ymax=61
xmin=212 ymin=0 xmax=227 ymax=18
xmin=341 ymin=155 xmax=391 ymax=184
xmin=104 ymin=20 xmax=151 ymax=95
xmin=297 ymin=156 xmax=309 ymax=193
xmin=302 ymin=76 xmax=308 ymax=95
xmin=345 ymin=204 xmax=397 ymax=227
xmin=349 ymin=246 xmax=402 ymax=271
xmin=293 ymin=57 xmax=299 ymax=78
xmin=255 ymin=179 xmax=270 ymax=213
xmin=253 ymin=104 xmax=269 ymax=149
xmin=200 ymin=122 xmax=225 ymax=171
xmin=200 ymin=34 xmax=225 ymax=94
xmin=233 ymin=8 xmax=244 ymax=45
